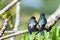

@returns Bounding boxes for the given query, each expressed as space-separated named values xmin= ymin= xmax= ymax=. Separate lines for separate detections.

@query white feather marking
xmin=29 ymin=23 xmax=36 ymax=28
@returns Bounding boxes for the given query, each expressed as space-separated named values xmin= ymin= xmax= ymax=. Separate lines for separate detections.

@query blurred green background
xmin=0 ymin=0 xmax=60 ymax=40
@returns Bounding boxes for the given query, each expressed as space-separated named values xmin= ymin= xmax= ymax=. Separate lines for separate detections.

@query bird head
xmin=31 ymin=16 xmax=36 ymax=19
xmin=40 ymin=13 xmax=45 ymax=17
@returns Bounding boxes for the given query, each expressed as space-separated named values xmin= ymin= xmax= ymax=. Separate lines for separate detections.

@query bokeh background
xmin=0 ymin=0 xmax=60 ymax=40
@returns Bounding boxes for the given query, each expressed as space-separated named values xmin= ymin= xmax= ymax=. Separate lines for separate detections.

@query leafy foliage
xmin=20 ymin=26 xmax=60 ymax=40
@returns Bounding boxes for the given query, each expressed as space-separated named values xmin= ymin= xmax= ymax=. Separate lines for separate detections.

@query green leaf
xmin=24 ymin=33 xmax=30 ymax=40
xmin=52 ymin=28 xmax=58 ymax=40
xmin=44 ymin=31 xmax=49 ymax=40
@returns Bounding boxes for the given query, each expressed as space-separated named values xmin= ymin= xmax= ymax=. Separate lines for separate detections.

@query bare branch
xmin=4 ymin=31 xmax=15 ymax=34
xmin=0 ymin=0 xmax=20 ymax=15
xmin=0 ymin=30 xmax=28 ymax=40
xmin=10 ymin=0 xmax=20 ymax=40
xmin=0 ymin=18 xmax=9 ymax=37
xmin=45 ymin=5 xmax=60 ymax=31
xmin=13 ymin=0 xmax=20 ymax=32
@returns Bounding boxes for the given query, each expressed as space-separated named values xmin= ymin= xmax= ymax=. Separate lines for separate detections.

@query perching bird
xmin=35 ymin=13 xmax=47 ymax=35
xmin=28 ymin=16 xmax=37 ymax=35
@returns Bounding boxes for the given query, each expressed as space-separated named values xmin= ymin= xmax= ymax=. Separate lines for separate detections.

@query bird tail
xmin=35 ymin=29 xmax=41 ymax=35
xmin=35 ymin=31 xmax=44 ymax=35
xmin=35 ymin=31 xmax=40 ymax=35
xmin=30 ymin=32 xmax=32 ymax=35
xmin=40 ymin=31 xmax=44 ymax=35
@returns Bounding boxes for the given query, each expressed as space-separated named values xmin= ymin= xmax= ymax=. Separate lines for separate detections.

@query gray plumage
xmin=36 ymin=13 xmax=47 ymax=35
xmin=28 ymin=16 xmax=37 ymax=35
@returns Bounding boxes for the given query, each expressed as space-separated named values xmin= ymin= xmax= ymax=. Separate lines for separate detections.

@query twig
xmin=0 ymin=30 xmax=28 ymax=40
xmin=0 ymin=18 xmax=9 ymax=40
xmin=3 ymin=31 xmax=15 ymax=34
xmin=13 ymin=0 xmax=20 ymax=32
xmin=0 ymin=15 xmax=13 ymax=37
xmin=0 ymin=18 xmax=9 ymax=37
xmin=0 ymin=16 xmax=13 ymax=40
xmin=10 ymin=0 xmax=20 ymax=40
xmin=0 ymin=0 xmax=20 ymax=15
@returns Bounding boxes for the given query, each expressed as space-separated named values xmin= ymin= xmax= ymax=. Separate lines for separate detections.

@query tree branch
xmin=0 ymin=18 xmax=9 ymax=37
xmin=3 ymin=31 xmax=15 ymax=34
xmin=10 ymin=0 xmax=20 ymax=40
xmin=0 ymin=30 xmax=28 ymax=40
xmin=0 ymin=0 xmax=20 ymax=15
xmin=45 ymin=5 xmax=60 ymax=31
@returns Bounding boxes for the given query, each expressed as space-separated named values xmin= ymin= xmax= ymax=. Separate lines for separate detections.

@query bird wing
xmin=29 ymin=22 xmax=36 ymax=28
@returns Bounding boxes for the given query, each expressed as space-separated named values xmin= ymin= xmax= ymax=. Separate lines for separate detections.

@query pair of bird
xmin=28 ymin=13 xmax=47 ymax=35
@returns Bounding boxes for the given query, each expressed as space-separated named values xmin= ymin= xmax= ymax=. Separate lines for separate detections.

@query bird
xmin=35 ymin=13 xmax=47 ymax=35
xmin=28 ymin=16 xmax=37 ymax=35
